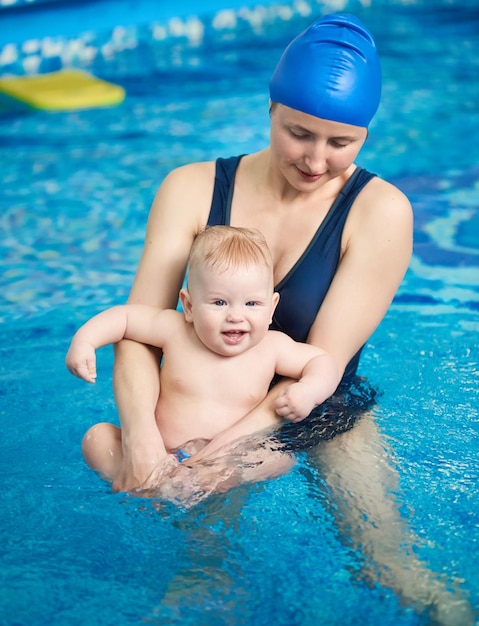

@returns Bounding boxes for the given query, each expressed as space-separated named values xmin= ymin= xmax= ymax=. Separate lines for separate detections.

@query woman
xmin=82 ymin=15 xmax=477 ymax=622
xmin=83 ymin=13 xmax=412 ymax=491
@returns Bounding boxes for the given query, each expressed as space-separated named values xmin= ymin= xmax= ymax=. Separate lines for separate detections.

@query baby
xmin=66 ymin=226 xmax=338 ymax=484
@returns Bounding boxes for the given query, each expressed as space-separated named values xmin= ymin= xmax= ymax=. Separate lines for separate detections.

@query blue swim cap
xmin=269 ymin=14 xmax=381 ymax=127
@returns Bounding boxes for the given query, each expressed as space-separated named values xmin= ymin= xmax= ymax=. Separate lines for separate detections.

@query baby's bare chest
xmin=161 ymin=342 xmax=274 ymax=408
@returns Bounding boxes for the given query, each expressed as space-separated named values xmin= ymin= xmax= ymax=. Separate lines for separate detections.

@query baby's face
xmin=185 ymin=263 xmax=279 ymax=357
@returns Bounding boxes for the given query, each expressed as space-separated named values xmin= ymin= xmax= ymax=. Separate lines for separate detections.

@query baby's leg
xmin=82 ymin=422 xmax=122 ymax=483
xmin=170 ymin=438 xmax=211 ymax=461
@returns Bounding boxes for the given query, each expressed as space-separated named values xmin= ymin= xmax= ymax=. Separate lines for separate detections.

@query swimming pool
xmin=1 ymin=1 xmax=478 ymax=624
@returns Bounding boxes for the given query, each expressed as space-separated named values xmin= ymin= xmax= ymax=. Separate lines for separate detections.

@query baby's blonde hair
xmin=188 ymin=226 xmax=273 ymax=280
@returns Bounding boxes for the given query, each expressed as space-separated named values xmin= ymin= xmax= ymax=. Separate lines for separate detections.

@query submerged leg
xmin=155 ymin=486 xmax=254 ymax=621
xmin=310 ymin=414 xmax=475 ymax=626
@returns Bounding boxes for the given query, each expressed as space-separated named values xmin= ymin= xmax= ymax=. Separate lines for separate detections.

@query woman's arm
xmin=110 ymin=162 xmax=215 ymax=492
xmin=306 ymin=177 xmax=413 ymax=373
xmin=112 ymin=339 xmax=168 ymax=492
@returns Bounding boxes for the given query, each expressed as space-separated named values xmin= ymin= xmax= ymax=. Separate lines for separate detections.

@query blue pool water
xmin=1 ymin=1 xmax=478 ymax=625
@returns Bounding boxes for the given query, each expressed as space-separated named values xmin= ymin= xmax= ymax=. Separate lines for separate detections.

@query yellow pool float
xmin=0 ymin=69 xmax=125 ymax=111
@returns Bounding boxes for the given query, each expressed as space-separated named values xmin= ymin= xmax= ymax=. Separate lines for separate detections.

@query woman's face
xmin=269 ymin=104 xmax=368 ymax=191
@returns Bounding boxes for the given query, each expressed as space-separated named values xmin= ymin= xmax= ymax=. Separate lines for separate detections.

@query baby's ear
xmin=270 ymin=291 xmax=280 ymax=322
xmin=179 ymin=289 xmax=194 ymax=322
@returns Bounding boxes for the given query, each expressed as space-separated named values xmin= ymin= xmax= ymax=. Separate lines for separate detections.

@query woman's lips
xmin=296 ymin=167 xmax=324 ymax=182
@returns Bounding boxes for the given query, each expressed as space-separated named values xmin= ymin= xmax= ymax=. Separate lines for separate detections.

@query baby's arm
xmin=273 ymin=335 xmax=340 ymax=422
xmin=66 ymin=304 xmax=167 ymax=383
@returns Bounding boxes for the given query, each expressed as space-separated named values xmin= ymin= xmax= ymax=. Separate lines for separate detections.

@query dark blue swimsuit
xmin=208 ymin=155 xmax=378 ymax=446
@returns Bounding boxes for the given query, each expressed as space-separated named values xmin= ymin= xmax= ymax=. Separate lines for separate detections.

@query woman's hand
xmin=112 ymin=427 xmax=168 ymax=493
xmin=143 ymin=435 xmax=295 ymax=508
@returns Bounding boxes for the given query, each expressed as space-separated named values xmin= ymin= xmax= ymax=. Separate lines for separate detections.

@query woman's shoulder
xmin=152 ymin=160 xmax=218 ymax=221
xmin=163 ymin=159 xmax=216 ymax=187
xmin=360 ymin=171 xmax=411 ymax=211
xmin=346 ymin=170 xmax=413 ymax=246
xmin=349 ymin=171 xmax=413 ymax=233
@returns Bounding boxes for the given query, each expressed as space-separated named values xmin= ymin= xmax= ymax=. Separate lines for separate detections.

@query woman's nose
xmin=304 ymin=141 xmax=327 ymax=172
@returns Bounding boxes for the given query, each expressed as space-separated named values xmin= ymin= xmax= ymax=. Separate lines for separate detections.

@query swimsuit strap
xmin=208 ymin=155 xmax=244 ymax=226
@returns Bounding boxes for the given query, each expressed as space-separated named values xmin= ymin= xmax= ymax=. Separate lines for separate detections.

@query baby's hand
xmin=274 ymin=383 xmax=315 ymax=423
xmin=65 ymin=339 xmax=97 ymax=383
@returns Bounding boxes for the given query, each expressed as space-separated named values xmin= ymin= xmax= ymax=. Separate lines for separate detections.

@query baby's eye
xmin=245 ymin=301 xmax=258 ymax=307
xmin=214 ymin=300 xmax=226 ymax=306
